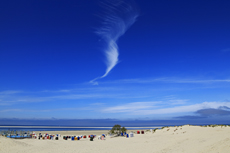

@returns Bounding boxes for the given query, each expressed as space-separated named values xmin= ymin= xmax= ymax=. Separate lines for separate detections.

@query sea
xmin=0 ymin=125 xmax=162 ymax=132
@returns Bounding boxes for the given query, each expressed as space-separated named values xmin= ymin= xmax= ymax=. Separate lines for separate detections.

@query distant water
xmin=0 ymin=126 xmax=160 ymax=132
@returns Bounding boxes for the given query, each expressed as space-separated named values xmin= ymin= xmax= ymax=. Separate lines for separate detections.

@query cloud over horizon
xmin=102 ymin=101 xmax=230 ymax=116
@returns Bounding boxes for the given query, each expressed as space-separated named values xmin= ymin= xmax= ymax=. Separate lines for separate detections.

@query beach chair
xmin=129 ymin=132 xmax=134 ymax=137
xmin=90 ymin=135 xmax=94 ymax=141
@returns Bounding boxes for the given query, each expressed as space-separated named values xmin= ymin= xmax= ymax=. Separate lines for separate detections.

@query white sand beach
xmin=1 ymin=125 xmax=230 ymax=153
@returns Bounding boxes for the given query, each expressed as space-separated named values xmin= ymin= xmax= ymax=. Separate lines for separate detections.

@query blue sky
xmin=1 ymin=0 xmax=230 ymax=125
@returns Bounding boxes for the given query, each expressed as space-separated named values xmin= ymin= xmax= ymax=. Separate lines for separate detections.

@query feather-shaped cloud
xmin=90 ymin=0 xmax=139 ymax=85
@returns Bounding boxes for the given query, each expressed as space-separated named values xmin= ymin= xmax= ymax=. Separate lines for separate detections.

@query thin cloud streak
xmin=102 ymin=101 xmax=161 ymax=113
xmin=48 ymin=94 xmax=109 ymax=100
xmin=90 ymin=0 xmax=139 ymax=84
xmin=0 ymin=109 xmax=24 ymax=113
xmin=0 ymin=91 xmax=133 ymax=105
xmin=98 ymin=78 xmax=230 ymax=84
xmin=0 ymin=90 xmax=22 ymax=95
xmin=41 ymin=86 xmax=120 ymax=93
xmin=0 ymin=106 xmax=97 ymax=113
xmin=41 ymin=89 xmax=72 ymax=93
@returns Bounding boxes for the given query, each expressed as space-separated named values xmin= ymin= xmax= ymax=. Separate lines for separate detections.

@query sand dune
xmin=1 ymin=125 xmax=230 ymax=153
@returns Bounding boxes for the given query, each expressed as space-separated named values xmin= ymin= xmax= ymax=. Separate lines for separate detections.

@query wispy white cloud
xmin=102 ymin=101 xmax=230 ymax=115
xmin=0 ymin=90 xmax=130 ymax=105
xmin=0 ymin=106 xmax=94 ymax=113
xmin=99 ymin=78 xmax=230 ymax=84
xmin=48 ymin=94 xmax=108 ymax=100
xmin=0 ymin=109 xmax=24 ymax=112
xmin=90 ymin=0 xmax=139 ymax=84
xmin=41 ymin=89 xmax=72 ymax=93
xmin=0 ymin=90 xmax=49 ymax=105
xmin=0 ymin=98 xmax=48 ymax=106
xmin=0 ymin=99 xmax=11 ymax=106
xmin=171 ymin=79 xmax=230 ymax=84
xmin=0 ymin=90 xmax=22 ymax=95
xmin=168 ymin=99 xmax=188 ymax=105
xmin=89 ymin=103 xmax=105 ymax=106
xmin=140 ymin=102 xmax=230 ymax=115
xmin=102 ymin=101 xmax=161 ymax=113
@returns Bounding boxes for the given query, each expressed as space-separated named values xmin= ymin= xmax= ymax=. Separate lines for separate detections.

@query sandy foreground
xmin=1 ymin=125 xmax=230 ymax=153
